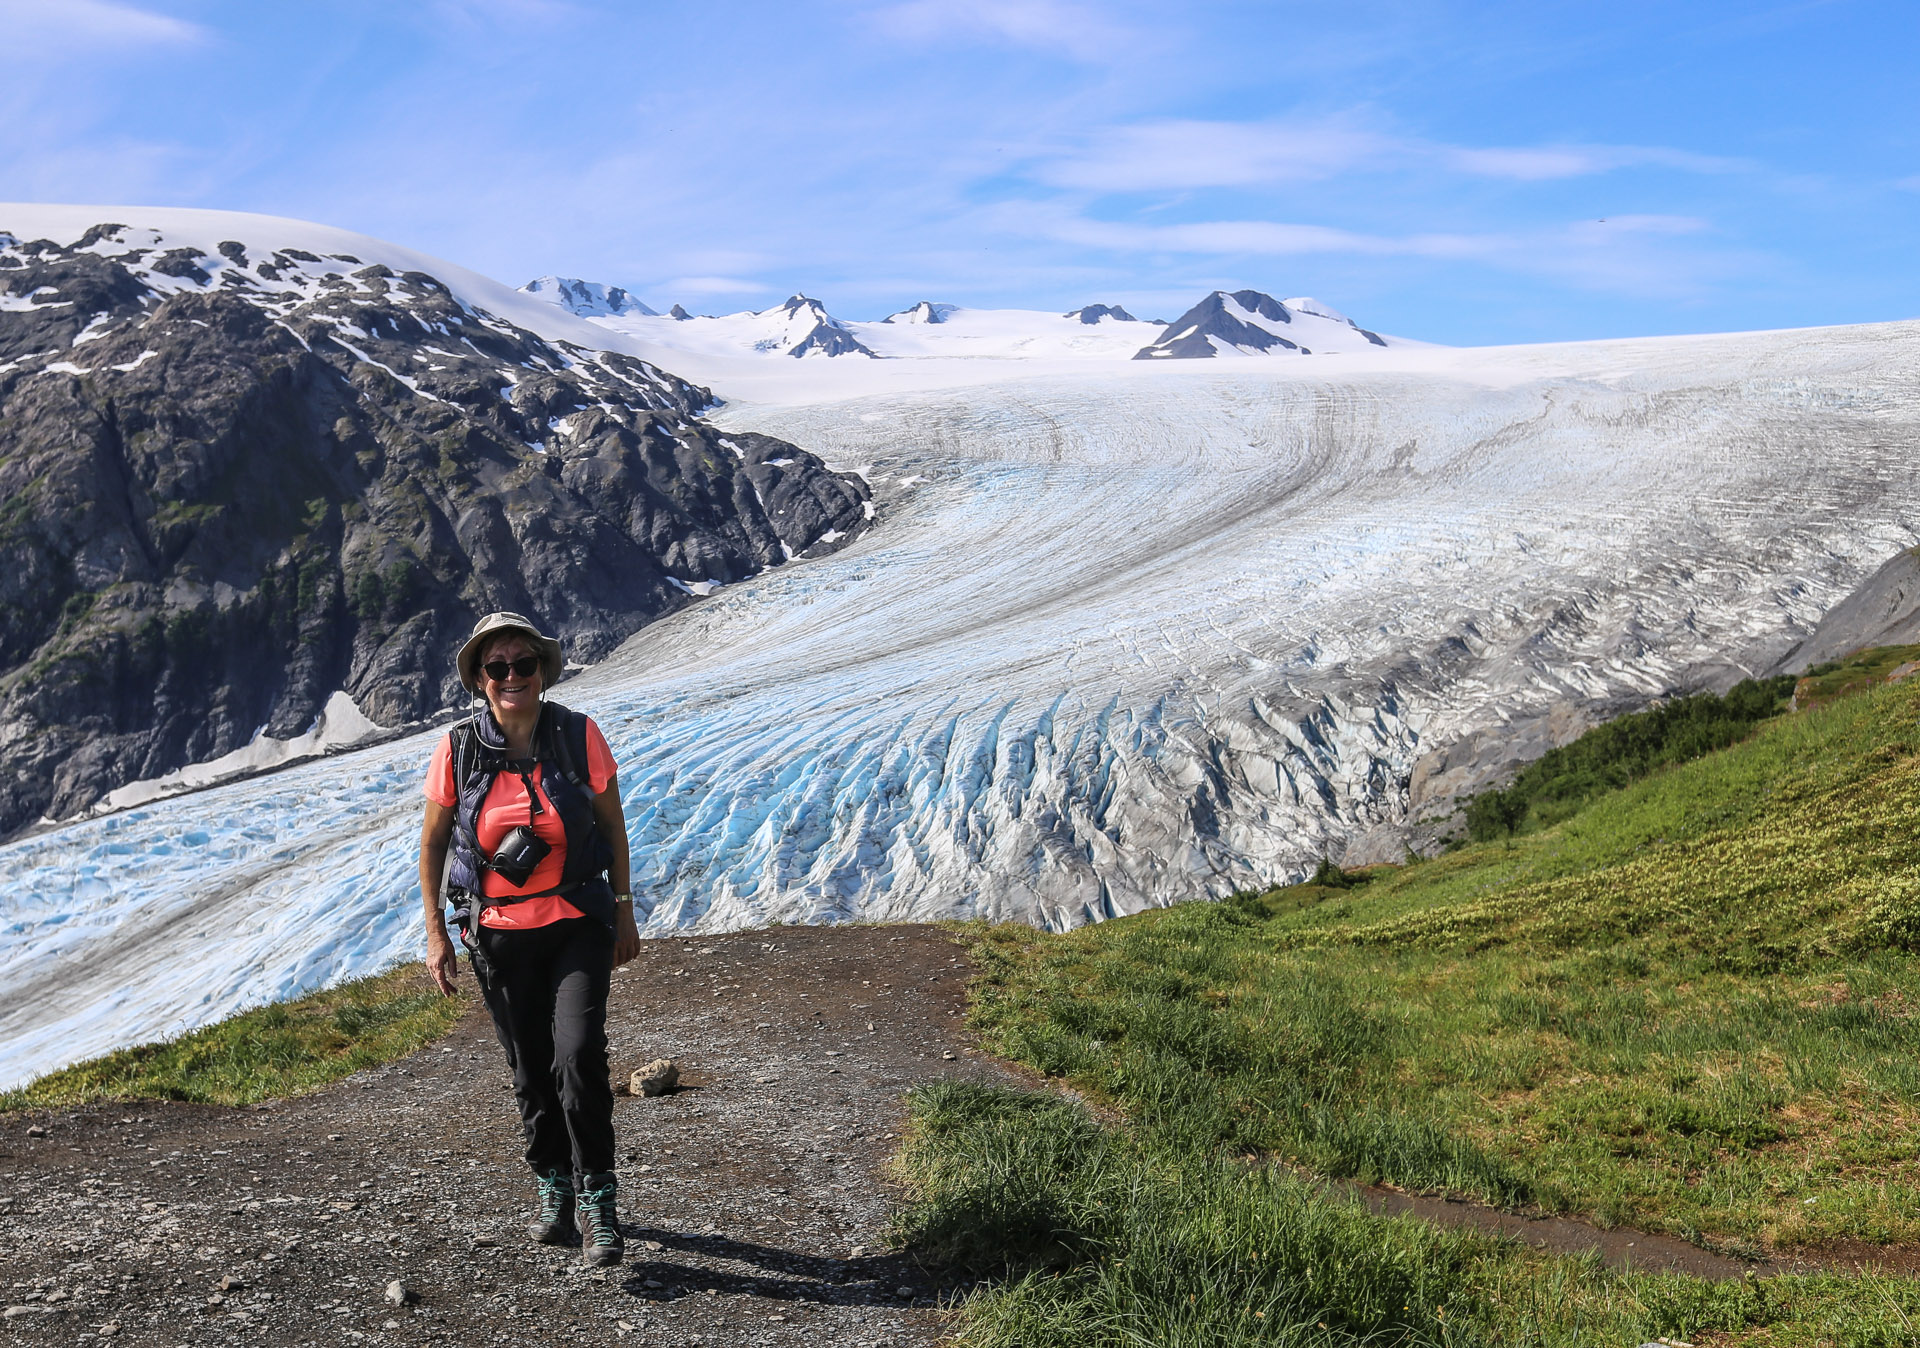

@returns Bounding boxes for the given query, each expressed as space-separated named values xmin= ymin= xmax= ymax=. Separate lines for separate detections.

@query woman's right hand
xmin=427 ymin=932 xmax=460 ymax=996
xmin=420 ymin=800 xmax=459 ymax=996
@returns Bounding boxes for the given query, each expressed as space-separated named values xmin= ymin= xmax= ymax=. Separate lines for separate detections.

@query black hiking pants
xmin=473 ymin=916 xmax=616 ymax=1180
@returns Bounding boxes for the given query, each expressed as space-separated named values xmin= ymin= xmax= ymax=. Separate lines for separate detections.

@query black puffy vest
xmin=445 ymin=701 xmax=616 ymax=930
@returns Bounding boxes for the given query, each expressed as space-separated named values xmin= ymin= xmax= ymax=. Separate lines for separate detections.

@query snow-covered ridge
xmin=558 ymin=292 xmax=879 ymax=360
xmin=1134 ymin=289 xmax=1392 ymax=359
xmin=519 ymin=281 xmax=1413 ymax=364
xmin=521 ymin=275 xmax=658 ymax=317
xmin=0 ymin=204 xmax=733 ymax=426
xmin=885 ymin=301 xmax=958 ymax=325
xmin=0 ymin=204 xmax=648 ymax=361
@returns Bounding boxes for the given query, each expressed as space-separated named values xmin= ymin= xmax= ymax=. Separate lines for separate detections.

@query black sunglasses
xmin=483 ymin=655 xmax=542 ymax=682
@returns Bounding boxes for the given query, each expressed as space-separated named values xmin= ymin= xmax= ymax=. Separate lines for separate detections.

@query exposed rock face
xmin=778 ymin=296 xmax=877 ymax=358
xmin=1137 ymin=289 xmax=1305 ymax=359
xmin=1134 ymin=289 xmax=1389 ymax=359
xmin=519 ymin=275 xmax=658 ymax=318
xmin=882 ymin=302 xmax=956 ymax=325
xmin=1767 ymin=546 xmax=1920 ymax=674
xmin=1063 ymin=303 xmax=1137 ymax=324
xmin=0 ymin=222 xmax=870 ymax=835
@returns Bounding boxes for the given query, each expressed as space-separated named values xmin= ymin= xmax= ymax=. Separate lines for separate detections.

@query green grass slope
xmin=1 ymin=964 xmax=461 ymax=1111
xmin=898 ymin=667 xmax=1920 ymax=1346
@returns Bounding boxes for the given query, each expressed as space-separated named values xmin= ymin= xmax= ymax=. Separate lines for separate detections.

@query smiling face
xmin=479 ymin=632 xmax=545 ymax=722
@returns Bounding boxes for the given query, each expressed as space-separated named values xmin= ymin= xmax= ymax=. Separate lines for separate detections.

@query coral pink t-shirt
xmin=424 ymin=717 xmax=618 ymax=929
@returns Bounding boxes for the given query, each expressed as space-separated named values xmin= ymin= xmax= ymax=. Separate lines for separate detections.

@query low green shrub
xmin=1463 ymin=674 xmax=1794 ymax=841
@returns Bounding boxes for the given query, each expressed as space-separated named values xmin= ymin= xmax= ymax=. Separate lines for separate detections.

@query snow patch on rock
xmin=98 ymin=692 xmax=386 ymax=812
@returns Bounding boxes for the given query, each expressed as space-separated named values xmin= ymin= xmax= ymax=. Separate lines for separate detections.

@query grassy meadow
xmin=0 ymin=963 xmax=461 ymax=1111
xmin=897 ymin=665 xmax=1920 ymax=1345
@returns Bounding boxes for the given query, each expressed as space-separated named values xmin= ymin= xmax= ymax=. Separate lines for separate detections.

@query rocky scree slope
xmin=0 ymin=221 xmax=870 ymax=837
xmin=1767 ymin=546 xmax=1920 ymax=675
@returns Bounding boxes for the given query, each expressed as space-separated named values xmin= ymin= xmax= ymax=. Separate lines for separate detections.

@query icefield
xmin=5 ymin=317 xmax=1920 ymax=1088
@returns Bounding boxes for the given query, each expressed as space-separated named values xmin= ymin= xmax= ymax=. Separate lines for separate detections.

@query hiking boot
xmin=577 ymin=1172 xmax=624 ymax=1267
xmin=527 ymin=1170 xmax=576 ymax=1246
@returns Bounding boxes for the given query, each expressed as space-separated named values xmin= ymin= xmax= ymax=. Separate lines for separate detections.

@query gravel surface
xmin=0 ymin=923 xmax=1013 ymax=1346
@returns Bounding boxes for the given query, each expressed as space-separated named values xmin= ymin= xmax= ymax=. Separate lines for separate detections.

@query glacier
xmin=3 ymin=307 xmax=1918 ymax=1090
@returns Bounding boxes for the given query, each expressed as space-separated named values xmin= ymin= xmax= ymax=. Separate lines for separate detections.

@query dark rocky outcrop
xmin=779 ymin=296 xmax=877 ymax=358
xmin=519 ymin=275 xmax=658 ymax=317
xmin=1135 ymin=289 xmax=1305 ymax=359
xmin=0 ymin=223 xmax=871 ymax=835
xmin=1133 ymin=289 xmax=1390 ymax=359
xmin=881 ymin=301 xmax=957 ymax=325
xmin=1063 ymin=303 xmax=1136 ymax=324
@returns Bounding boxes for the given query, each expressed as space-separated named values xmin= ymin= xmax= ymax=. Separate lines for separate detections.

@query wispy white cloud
xmin=1036 ymin=119 xmax=1395 ymax=190
xmin=1445 ymin=143 xmax=1747 ymax=180
xmin=989 ymin=202 xmax=1722 ymax=296
xmin=0 ymin=0 xmax=206 ymax=53
xmin=0 ymin=97 xmax=212 ymax=207
xmin=668 ymin=276 xmax=769 ymax=297
xmin=1444 ymin=145 xmax=1609 ymax=180
xmin=868 ymin=0 xmax=1133 ymax=61
xmin=1035 ymin=117 xmax=1749 ymax=192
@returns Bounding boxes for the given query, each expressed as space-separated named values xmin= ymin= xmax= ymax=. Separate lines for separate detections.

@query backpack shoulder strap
xmin=449 ymin=715 xmax=480 ymax=792
xmin=443 ymin=716 xmax=491 ymax=904
xmin=542 ymin=701 xmax=593 ymax=792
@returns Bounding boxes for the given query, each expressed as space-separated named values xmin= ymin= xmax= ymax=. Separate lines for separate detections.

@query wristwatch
xmin=614 ymin=892 xmax=634 ymax=906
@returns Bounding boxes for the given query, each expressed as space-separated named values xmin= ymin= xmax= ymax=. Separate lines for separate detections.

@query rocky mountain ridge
xmin=519 ymin=275 xmax=658 ymax=317
xmin=520 ymin=282 xmax=1402 ymax=361
xmin=0 ymin=216 xmax=871 ymax=836
xmin=777 ymin=296 xmax=878 ymax=358
xmin=1133 ymin=289 xmax=1390 ymax=359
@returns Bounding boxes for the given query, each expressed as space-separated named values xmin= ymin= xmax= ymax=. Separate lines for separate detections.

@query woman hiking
xmin=419 ymin=611 xmax=641 ymax=1267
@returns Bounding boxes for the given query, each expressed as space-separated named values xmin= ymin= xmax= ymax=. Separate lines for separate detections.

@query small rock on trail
xmin=630 ymin=1058 xmax=680 ymax=1097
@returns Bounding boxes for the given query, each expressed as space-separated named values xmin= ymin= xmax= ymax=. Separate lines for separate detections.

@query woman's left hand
xmin=613 ymin=904 xmax=641 ymax=967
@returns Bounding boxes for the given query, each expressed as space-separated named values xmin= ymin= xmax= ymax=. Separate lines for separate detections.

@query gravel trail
xmin=1 ymin=924 xmax=1009 ymax=1346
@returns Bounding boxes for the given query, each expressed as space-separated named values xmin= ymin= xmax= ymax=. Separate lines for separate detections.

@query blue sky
xmin=1 ymin=0 xmax=1914 ymax=344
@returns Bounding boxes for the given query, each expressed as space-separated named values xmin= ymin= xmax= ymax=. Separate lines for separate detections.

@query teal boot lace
xmin=527 ymin=1171 xmax=576 ymax=1245
xmin=577 ymin=1173 xmax=623 ymax=1266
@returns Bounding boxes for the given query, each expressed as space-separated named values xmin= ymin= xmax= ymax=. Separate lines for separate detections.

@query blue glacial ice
xmin=4 ymin=324 xmax=1920 ymax=1087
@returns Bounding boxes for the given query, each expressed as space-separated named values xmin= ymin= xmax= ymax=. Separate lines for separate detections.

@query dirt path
xmin=0 ymin=923 xmax=1014 ymax=1346
xmin=1342 ymin=1184 xmax=1757 ymax=1278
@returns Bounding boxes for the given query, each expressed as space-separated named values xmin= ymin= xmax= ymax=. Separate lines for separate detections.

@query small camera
xmin=490 ymin=825 xmax=552 ymax=886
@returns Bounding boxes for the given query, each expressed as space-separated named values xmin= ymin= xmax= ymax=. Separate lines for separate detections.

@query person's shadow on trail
xmin=615 ymin=1225 xmax=970 ymax=1307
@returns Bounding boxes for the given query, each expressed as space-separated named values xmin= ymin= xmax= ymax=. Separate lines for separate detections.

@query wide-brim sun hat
xmin=456 ymin=611 xmax=565 ymax=693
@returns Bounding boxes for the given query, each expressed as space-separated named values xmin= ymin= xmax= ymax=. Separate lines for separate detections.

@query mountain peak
xmin=1064 ymin=303 xmax=1137 ymax=325
xmin=520 ymin=275 xmax=657 ymax=318
xmin=1133 ymin=288 xmax=1389 ymax=360
xmin=884 ymin=301 xmax=958 ymax=325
